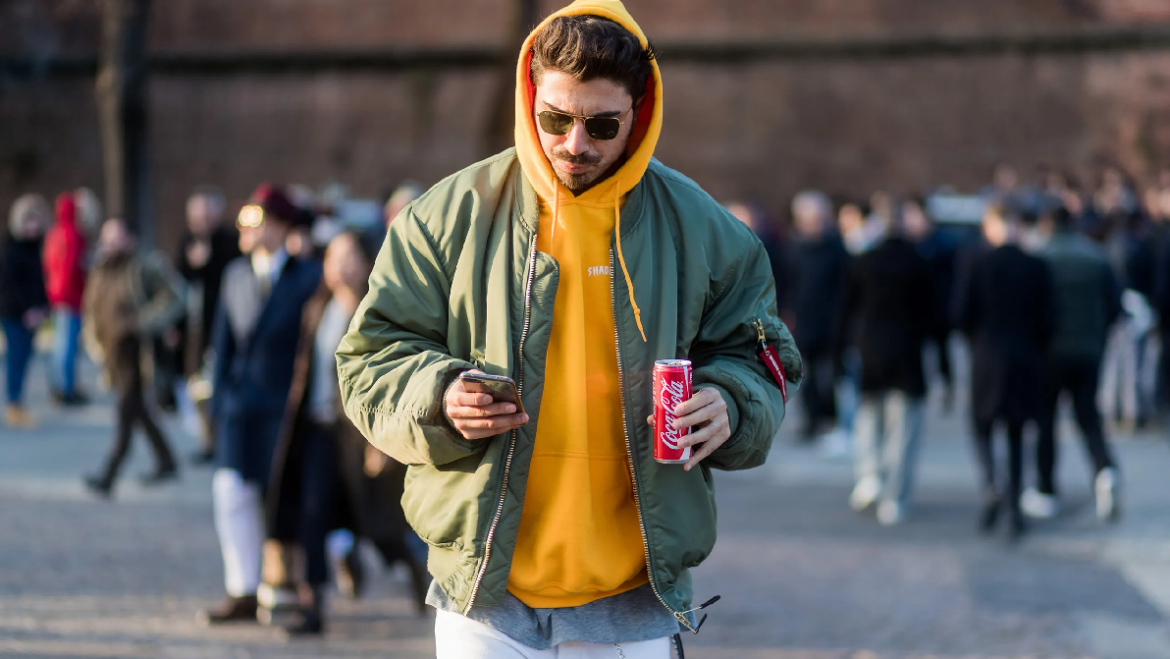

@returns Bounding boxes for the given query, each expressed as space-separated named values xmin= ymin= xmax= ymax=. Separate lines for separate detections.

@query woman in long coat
xmin=265 ymin=231 xmax=428 ymax=636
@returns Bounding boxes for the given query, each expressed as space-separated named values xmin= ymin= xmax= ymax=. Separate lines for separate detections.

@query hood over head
xmin=514 ymin=0 xmax=662 ymax=340
xmin=515 ymin=0 xmax=662 ymax=205
xmin=54 ymin=192 xmax=78 ymax=229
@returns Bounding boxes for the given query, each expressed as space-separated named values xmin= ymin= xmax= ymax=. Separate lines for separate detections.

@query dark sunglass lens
xmin=538 ymin=111 xmax=573 ymax=136
xmin=584 ymin=117 xmax=621 ymax=141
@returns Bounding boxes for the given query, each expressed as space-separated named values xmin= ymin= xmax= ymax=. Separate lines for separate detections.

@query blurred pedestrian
xmin=1099 ymin=209 xmax=1157 ymax=429
xmin=789 ymin=189 xmax=850 ymax=440
xmin=198 ymin=184 xmax=321 ymax=626
xmin=903 ymin=196 xmax=956 ymax=409
xmin=839 ymin=200 xmax=882 ymax=256
xmin=2 ymin=194 xmax=51 ymax=429
xmin=954 ymin=206 xmax=1055 ymax=540
xmin=82 ymin=218 xmax=186 ymax=497
xmin=43 ymin=192 xmax=89 ymax=406
xmin=727 ymin=201 xmax=791 ymax=314
xmin=264 ymin=231 xmax=428 ymax=636
xmin=834 ymin=200 xmax=936 ymax=525
xmin=1025 ymin=206 xmax=1122 ymax=522
xmin=382 ymin=180 xmax=422 ymax=229
xmin=175 ymin=186 xmax=240 ymax=464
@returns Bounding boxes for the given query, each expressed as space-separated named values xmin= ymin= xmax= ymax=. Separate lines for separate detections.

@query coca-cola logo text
xmin=658 ymin=379 xmax=689 ymax=449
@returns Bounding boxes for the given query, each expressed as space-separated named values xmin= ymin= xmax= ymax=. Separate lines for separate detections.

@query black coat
xmin=211 ymin=255 xmax=322 ymax=485
xmin=176 ymin=226 xmax=240 ymax=375
xmin=267 ymin=287 xmax=410 ymax=545
xmin=0 ymin=235 xmax=48 ymax=319
xmin=954 ymin=245 xmax=1055 ymax=425
xmin=834 ymin=237 xmax=935 ymax=397
xmin=787 ymin=234 xmax=850 ymax=354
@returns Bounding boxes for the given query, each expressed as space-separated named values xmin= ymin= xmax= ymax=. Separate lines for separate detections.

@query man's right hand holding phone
xmin=445 ymin=370 xmax=530 ymax=440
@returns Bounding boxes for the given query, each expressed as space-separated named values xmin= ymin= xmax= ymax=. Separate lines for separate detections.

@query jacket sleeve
xmin=690 ymin=231 xmax=803 ymax=472
xmin=136 ymin=252 xmax=189 ymax=337
xmin=336 ymin=210 xmax=481 ymax=467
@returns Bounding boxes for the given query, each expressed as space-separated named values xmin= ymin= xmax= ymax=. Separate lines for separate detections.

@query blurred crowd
xmin=729 ymin=163 xmax=1170 ymax=539
xmin=1 ymin=162 xmax=1165 ymax=633
xmin=1 ymin=180 xmax=425 ymax=636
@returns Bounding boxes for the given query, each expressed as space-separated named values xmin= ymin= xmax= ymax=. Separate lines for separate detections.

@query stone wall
xmin=3 ymin=0 xmax=1170 ymax=247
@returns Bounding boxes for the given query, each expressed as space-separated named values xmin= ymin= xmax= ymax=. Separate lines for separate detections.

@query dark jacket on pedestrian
xmin=176 ymin=225 xmax=241 ymax=376
xmin=0 ymin=234 xmax=48 ymax=320
xmin=788 ymin=232 xmax=850 ymax=354
xmin=84 ymin=250 xmax=187 ymax=386
xmin=954 ymin=244 xmax=1056 ymax=425
xmin=267 ymin=287 xmax=353 ymax=537
xmin=833 ymin=236 xmax=936 ymax=398
xmin=211 ymin=253 xmax=322 ymax=485
xmin=1039 ymin=232 xmax=1122 ymax=362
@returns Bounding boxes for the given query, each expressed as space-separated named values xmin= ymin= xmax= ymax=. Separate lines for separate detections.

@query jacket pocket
xmin=400 ymin=451 xmax=498 ymax=552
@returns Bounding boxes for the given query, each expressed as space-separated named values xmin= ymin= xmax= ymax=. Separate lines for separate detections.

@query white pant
xmin=435 ymin=610 xmax=672 ymax=659
xmin=212 ymin=468 xmax=264 ymax=597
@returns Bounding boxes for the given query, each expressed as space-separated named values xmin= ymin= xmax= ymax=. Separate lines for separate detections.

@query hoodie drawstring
xmin=613 ymin=177 xmax=646 ymax=342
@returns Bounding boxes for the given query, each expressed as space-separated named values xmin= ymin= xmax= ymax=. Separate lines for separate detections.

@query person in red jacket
xmin=43 ymin=192 xmax=89 ymax=405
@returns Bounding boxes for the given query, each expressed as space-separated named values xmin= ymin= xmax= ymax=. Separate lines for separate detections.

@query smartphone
xmin=458 ymin=372 xmax=525 ymax=415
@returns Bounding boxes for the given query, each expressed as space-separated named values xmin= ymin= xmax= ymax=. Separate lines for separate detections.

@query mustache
xmin=550 ymin=149 xmax=602 ymax=166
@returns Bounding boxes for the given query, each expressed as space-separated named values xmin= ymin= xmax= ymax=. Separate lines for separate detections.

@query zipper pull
xmin=678 ymin=595 xmax=722 ymax=634
xmin=753 ymin=318 xmax=767 ymax=344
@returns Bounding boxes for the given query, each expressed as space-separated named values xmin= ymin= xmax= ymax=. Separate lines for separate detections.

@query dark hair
xmin=530 ymin=15 xmax=655 ymax=101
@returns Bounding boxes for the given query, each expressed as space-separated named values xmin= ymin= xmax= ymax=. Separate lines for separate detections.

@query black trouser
xmin=100 ymin=336 xmax=176 ymax=483
xmin=1037 ymin=356 xmax=1116 ymax=496
xmin=799 ymin=346 xmax=837 ymax=434
xmin=973 ymin=417 xmax=1024 ymax=509
xmin=298 ymin=422 xmax=339 ymax=587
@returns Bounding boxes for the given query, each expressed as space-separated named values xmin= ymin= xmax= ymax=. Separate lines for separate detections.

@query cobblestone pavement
xmin=2 ymin=353 xmax=1169 ymax=659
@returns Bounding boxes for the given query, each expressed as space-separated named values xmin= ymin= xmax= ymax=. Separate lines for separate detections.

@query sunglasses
xmin=537 ymin=108 xmax=629 ymax=141
xmin=237 ymin=204 xmax=265 ymax=228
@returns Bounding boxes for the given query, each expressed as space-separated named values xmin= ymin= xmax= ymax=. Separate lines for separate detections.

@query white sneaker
xmin=877 ymin=501 xmax=904 ymax=526
xmin=1095 ymin=468 xmax=1120 ymax=522
xmin=850 ymin=476 xmax=882 ymax=512
xmin=1020 ymin=488 xmax=1059 ymax=520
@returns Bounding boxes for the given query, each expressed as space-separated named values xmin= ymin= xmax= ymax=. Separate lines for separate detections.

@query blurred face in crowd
xmin=901 ymin=200 xmax=932 ymax=240
xmin=237 ymin=206 xmax=289 ymax=256
xmin=793 ymin=194 xmax=829 ymax=239
xmin=993 ymin=164 xmax=1018 ymax=191
xmin=837 ymin=203 xmax=863 ymax=236
xmin=98 ymin=218 xmax=136 ymax=257
xmin=186 ymin=194 xmax=222 ymax=237
xmin=534 ymin=71 xmax=639 ymax=194
xmin=12 ymin=201 xmax=50 ymax=241
xmin=726 ymin=202 xmax=756 ymax=232
xmin=982 ymin=208 xmax=1011 ymax=247
xmin=324 ymin=233 xmax=372 ymax=295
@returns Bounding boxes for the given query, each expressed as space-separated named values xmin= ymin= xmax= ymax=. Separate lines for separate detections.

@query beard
xmin=549 ymin=148 xmax=608 ymax=194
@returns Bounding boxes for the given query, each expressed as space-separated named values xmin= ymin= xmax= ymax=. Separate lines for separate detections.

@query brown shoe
xmin=196 ymin=595 xmax=258 ymax=626
xmin=4 ymin=404 xmax=36 ymax=429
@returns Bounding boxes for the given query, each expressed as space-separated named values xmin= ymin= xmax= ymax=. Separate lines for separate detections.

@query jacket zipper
xmin=463 ymin=237 xmax=540 ymax=614
xmin=609 ymin=250 xmax=698 ymax=633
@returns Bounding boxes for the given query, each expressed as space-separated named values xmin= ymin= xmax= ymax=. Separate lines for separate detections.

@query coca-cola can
xmin=653 ymin=359 xmax=693 ymax=464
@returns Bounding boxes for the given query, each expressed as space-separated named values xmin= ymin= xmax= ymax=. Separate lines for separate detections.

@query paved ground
xmin=2 ymin=350 xmax=1169 ymax=659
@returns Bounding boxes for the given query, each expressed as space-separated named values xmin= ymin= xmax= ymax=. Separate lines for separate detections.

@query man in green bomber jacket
xmin=336 ymin=1 xmax=802 ymax=656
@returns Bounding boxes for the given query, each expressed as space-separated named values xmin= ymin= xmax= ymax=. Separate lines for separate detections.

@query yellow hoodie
xmin=506 ymin=0 xmax=663 ymax=609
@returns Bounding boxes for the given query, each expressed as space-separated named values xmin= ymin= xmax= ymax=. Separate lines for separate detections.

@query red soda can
xmin=653 ymin=359 xmax=693 ymax=464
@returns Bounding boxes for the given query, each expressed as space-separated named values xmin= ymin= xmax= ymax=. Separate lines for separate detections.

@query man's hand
xmin=645 ymin=387 xmax=730 ymax=471
xmin=444 ymin=370 xmax=529 ymax=440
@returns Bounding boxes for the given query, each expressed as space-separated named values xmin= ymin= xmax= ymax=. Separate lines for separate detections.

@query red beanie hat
xmin=54 ymin=192 xmax=77 ymax=226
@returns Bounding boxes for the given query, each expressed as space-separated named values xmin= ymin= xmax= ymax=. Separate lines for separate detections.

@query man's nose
xmin=563 ymin=119 xmax=591 ymax=155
